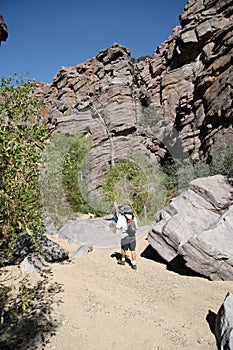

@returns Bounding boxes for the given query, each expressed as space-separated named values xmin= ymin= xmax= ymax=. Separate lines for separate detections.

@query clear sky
xmin=1 ymin=0 xmax=188 ymax=83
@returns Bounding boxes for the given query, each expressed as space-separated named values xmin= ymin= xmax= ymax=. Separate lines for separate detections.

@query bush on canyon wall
xmin=162 ymin=144 xmax=233 ymax=199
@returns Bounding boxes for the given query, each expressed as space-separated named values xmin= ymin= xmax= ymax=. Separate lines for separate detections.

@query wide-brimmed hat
xmin=123 ymin=205 xmax=132 ymax=214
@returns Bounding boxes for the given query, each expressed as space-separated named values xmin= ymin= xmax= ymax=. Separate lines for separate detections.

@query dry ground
xmin=1 ymin=233 xmax=233 ymax=350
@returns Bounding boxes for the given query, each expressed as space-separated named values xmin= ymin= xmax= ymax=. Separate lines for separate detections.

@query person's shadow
xmin=111 ymin=252 xmax=132 ymax=266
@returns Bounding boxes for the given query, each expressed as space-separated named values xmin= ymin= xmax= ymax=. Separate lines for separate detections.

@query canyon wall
xmin=38 ymin=0 xmax=232 ymax=196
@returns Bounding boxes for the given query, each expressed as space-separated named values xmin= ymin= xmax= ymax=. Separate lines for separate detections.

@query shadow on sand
xmin=140 ymin=241 xmax=207 ymax=278
xmin=0 ymin=270 xmax=63 ymax=350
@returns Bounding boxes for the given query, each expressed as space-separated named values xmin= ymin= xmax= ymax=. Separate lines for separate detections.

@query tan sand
xmin=2 ymin=233 xmax=233 ymax=349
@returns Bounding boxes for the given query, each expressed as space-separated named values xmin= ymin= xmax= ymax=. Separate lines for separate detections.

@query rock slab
xmin=148 ymin=175 xmax=233 ymax=280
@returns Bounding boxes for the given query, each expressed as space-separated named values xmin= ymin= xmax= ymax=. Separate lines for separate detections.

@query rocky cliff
xmin=136 ymin=0 xmax=233 ymax=161
xmin=38 ymin=0 xmax=232 ymax=197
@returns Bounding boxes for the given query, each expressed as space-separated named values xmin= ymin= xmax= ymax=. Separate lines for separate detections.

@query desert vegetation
xmin=0 ymin=75 xmax=49 ymax=263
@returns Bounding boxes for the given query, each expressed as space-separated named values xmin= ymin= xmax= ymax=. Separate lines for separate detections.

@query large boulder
xmin=148 ymin=175 xmax=233 ymax=280
xmin=215 ymin=292 xmax=233 ymax=349
xmin=58 ymin=218 xmax=150 ymax=248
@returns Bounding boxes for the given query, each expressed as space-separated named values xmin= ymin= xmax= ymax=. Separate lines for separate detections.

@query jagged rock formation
xmin=0 ymin=14 xmax=8 ymax=43
xmin=148 ymin=175 xmax=233 ymax=280
xmin=136 ymin=0 xmax=233 ymax=161
xmin=37 ymin=0 xmax=233 ymax=198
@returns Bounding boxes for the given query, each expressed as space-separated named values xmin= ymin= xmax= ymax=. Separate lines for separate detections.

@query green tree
xmin=0 ymin=75 xmax=49 ymax=261
xmin=62 ymin=133 xmax=93 ymax=213
xmin=40 ymin=132 xmax=93 ymax=227
xmin=101 ymin=153 xmax=167 ymax=222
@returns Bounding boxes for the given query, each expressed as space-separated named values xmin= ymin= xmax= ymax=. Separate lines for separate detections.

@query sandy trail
xmin=1 ymin=233 xmax=233 ymax=349
xmin=42 ymin=233 xmax=233 ymax=350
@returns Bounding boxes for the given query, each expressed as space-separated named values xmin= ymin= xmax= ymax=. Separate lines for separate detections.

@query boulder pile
xmin=148 ymin=175 xmax=233 ymax=280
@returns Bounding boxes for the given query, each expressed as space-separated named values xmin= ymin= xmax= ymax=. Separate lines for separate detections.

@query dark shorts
xmin=121 ymin=236 xmax=136 ymax=251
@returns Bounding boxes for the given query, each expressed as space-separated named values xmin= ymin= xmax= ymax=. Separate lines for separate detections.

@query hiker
xmin=116 ymin=204 xmax=138 ymax=270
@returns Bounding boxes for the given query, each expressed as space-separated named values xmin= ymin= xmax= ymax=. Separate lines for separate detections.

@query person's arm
xmin=116 ymin=214 xmax=123 ymax=234
xmin=134 ymin=216 xmax=139 ymax=229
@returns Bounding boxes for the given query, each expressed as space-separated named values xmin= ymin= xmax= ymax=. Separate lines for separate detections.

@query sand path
xmin=43 ymin=234 xmax=233 ymax=350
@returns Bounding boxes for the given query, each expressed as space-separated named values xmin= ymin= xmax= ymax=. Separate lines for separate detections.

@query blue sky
xmin=1 ymin=0 xmax=187 ymax=83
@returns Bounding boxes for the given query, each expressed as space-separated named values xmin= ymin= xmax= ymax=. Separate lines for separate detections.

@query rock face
xmin=136 ymin=0 xmax=233 ymax=161
xmin=215 ymin=292 xmax=233 ymax=349
xmin=38 ymin=0 xmax=233 ymax=196
xmin=0 ymin=14 xmax=8 ymax=42
xmin=148 ymin=175 xmax=233 ymax=280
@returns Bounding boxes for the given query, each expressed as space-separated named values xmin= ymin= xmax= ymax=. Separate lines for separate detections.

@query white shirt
xmin=116 ymin=213 xmax=138 ymax=238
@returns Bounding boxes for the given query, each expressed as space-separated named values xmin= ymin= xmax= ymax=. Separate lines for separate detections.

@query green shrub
xmin=139 ymin=106 xmax=164 ymax=136
xmin=40 ymin=132 xmax=93 ymax=227
xmin=162 ymin=143 xmax=233 ymax=202
xmin=209 ymin=144 xmax=233 ymax=176
xmin=101 ymin=153 xmax=167 ymax=220
xmin=101 ymin=159 xmax=147 ymax=214
xmin=0 ymin=75 xmax=49 ymax=260
xmin=62 ymin=134 xmax=93 ymax=213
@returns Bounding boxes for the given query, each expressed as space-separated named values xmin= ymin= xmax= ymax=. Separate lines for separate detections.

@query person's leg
xmin=121 ymin=248 xmax=126 ymax=260
xmin=131 ymin=250 xmax=137 ymax=269
xmin=131 ymin=250 xmax=136 ymax=262
xmin=130 ymin=240 xmax=137 ymax=269
xmin=118 ymin=245 xmax=126 ymax=265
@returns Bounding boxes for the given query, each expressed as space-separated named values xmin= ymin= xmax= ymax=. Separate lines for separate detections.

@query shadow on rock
xmin=0 ymin=271 xmax=63 ymax=350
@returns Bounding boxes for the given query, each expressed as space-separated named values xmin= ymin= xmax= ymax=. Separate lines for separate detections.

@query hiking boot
xmin=117 ymin=260 xmax=125 ymax=266
xmin=131 ymin=264 xmax=137 ymax=270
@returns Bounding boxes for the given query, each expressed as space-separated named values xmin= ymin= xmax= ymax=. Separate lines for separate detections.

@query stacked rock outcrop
xmin=42 ymin=0 xmax=233 ymax=160
xmin=136 ymin=0 xmax=233 ymax=161
xmin=148 ymin=175 xmax=233 ymax=280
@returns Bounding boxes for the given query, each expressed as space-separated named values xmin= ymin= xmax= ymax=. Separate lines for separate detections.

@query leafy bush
xmin=101 ymin=153 xmax=167 ymax=220
xmin=209 ymin=144 xmax=233 ymax=177
xmin=0 ymin=75 xmax=49 ymax=261
xmin=139 ymin=106 xmax=164 ymax=135
xmin=102 ymin=159 xmax=147 ymax=214
xmin=162 ymin=143 xmax=233 ymax=202
xmin=62 ymin=133 xmax=93 ymax=213
xmin=40 ymin=132 xmax=93 ymax=227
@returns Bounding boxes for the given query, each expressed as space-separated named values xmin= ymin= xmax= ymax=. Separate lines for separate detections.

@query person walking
xmin=116 ymin=204 xmax=138 ymax=270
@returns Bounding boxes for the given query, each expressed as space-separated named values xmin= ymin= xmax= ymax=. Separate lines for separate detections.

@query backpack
xmin=125 ymin=216 xmax=136 ymax=237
